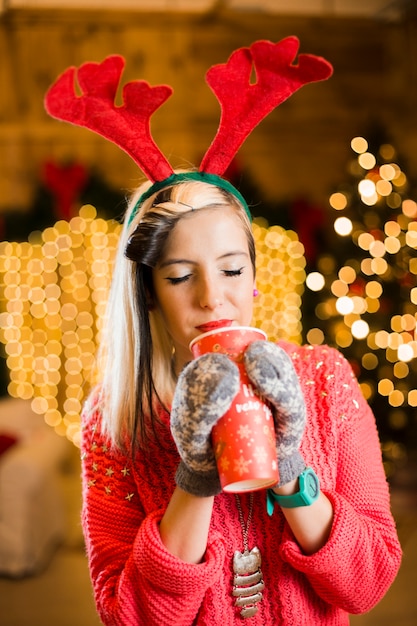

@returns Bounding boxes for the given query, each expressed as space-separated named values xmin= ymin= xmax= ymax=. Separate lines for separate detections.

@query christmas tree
xmin=302 ymin=134 xmax=417 ymax=472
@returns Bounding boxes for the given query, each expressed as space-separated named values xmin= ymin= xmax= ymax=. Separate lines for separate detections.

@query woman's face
xmin=152 ymin=206 xmax=256 ymax=371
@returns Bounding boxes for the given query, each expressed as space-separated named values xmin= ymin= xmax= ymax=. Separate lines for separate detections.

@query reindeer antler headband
xmin=44 ymin=37 xmax=332 ymax=226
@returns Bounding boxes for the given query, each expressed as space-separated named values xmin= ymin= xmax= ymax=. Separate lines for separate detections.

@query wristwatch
xmin=266 ymin=467 xmax=320 ymax=515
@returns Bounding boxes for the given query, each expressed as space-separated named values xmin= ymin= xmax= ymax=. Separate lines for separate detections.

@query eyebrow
xmin=158 ymin=250 xmax=249 ymax=269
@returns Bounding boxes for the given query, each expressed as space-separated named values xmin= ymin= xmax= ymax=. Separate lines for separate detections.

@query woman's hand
xmin=170 ymin=352 xmax=240 ymax=497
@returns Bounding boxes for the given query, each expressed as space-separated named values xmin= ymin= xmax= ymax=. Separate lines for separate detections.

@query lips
xmin=196 ymin=319 xmax=233 ymax=333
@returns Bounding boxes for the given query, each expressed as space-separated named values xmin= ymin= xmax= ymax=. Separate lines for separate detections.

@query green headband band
xmin=126 ymin=172 xmax=252 ymax=228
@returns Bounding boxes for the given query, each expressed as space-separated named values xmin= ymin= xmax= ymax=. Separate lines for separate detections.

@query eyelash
xmin=166 ymin=267 xmax=244 ymax=285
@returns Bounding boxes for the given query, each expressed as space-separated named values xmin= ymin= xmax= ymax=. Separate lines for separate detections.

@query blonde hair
xmin=97 ymin=175 xmax=255 ymax=451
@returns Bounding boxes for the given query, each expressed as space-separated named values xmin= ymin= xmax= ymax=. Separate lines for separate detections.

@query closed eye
xmin=165 ymin=275 xmax=191 ymax=285
xmin=224 ymin=267 xmax=244 ymax=277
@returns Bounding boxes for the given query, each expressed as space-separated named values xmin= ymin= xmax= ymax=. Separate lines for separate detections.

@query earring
xmin=253 ymin=289 xmax=259 ymax=297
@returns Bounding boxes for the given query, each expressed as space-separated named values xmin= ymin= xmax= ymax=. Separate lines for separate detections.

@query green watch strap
xmin=266 ymin=467 xmax=320 ymax=516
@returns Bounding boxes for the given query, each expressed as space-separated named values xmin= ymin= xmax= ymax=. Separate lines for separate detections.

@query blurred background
xmin=0 ymin=1 xmax=416 ymax=624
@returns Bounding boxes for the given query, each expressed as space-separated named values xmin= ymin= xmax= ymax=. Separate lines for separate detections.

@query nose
xmin=198 ymin=275 xmax=222 ymax=310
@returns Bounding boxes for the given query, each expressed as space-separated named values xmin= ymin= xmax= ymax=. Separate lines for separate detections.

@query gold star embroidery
xmin=105 ymin=486 xmax=112 ymax=495
xmin=106 ymin=467 xmax=114 ymax=477
xmin=316 ymin=361 xmax=323 ymax=369
xmin=340 ymin=414 xmax=348 ymax=421
xmin=102 ymin=444 xmax=108 ymax=453
xmin=326 ymin=374 xmax=335 ymax=380
xmin=125 ymin=493 xmax=134 ymax=501
xmin=305 ymin=380 xmax=315 ymax=386
xmin=92 ymin=462 xmax=98 ymax=472
xmin=121 ymin=467 xmax=130 ymax=477
xmin=88 ymin=479 xmax=96 ymax=488
xmin=91 ymin=442 xmax=98 ymax=451
xmin=320 ymin=391 xmax=328 ymax=397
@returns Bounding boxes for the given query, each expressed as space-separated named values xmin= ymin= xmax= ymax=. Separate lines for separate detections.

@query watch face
xmin=306 ymin=471 xmax=320 ymax=498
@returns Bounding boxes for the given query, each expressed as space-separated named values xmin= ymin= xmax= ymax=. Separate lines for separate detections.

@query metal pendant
xmin=232 ymin=546 xmax=265 ymax=618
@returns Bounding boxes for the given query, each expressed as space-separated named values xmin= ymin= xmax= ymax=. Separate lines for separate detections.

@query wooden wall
xmin=0 ymin=8 xmax=416 ymax=224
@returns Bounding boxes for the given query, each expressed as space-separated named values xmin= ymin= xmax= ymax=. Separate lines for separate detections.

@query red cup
xmin=189 ymin=326 xmax=278 ymax=493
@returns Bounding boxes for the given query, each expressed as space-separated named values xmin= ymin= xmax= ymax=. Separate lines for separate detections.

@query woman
xmin=81 ymin=174 xmax=402 ymax=625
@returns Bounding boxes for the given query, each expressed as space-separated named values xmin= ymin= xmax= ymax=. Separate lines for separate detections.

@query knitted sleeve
xmin=279 ymin=345 xmax=402 ymax=614
xmin=81 ymin=395 xmax=226 ymax=626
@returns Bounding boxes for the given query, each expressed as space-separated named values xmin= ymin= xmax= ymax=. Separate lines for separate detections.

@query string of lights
xmin=304 ymin=136 xmax=417 ymax=463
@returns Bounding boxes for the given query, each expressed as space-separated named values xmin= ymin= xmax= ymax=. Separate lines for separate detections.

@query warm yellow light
xmin=252 ymin=224 xmax=305 ymax=344
xmin=0 ymin=206 xmax=124 ymax=446
xmin=378 ymin=378 xmax=394 ymax=395
xmin=371 ymin=258 xmax=388 ymax=275
xmin=351 ymin=319 xmax=369 ymax=339
xmin=358 ymin=179 xmax=376 ymax=198
xmin=358 ymin=152 xmax=376 ymax=170
xmin=393 ymin=172 xmax=407 ymax=188
xmin=336 ymin=296 xmax=354 ymax=315
xmin=305 ymin=272 xmax=325 ymax=291
xmin=408 ymin=390 xmax=417 ymax=407
xmin=334 ymin=217 xmax=352 ymax=236
xmin=389 ymin=390 xmax=404 ymax=407
xmin=401 ymin=314 xmax=416 ymax=331
xmin=338 ymin=265 xmax=356 ymax=284
xmin=351 ymin=136 xmax=368 ymax=154
xmin=398 ymin=343 xmax=414 ymax=362
xmin=362 ymin=352 xmax=378 ymax=370
xmin=402 ymin=199 xmax=417 ymax=218
xmin=335 ymin=329 xmax=353 ymax=348
xmin=394 ymin=361 xmax=409 ymax=378
xmin=352 ymin=296 xmax=367 ymax=314
xmin=369 ymin=240 xmax=386 ymax=258
xmin=358 ymin=233 xmax=374 ymax=251
xmin=329 ymin=192 xmax=348 ymax=210
xmin=387 ymin=193 xmax=402 ymax=209
xmin=384 ymin=236 xmax=401 ymax=254
xmin=388 ymin=332 xmax=403 ymax=349
xmin=405 ymin=229 xmax=417 ymax=249
xmin=360 ymin=381 xmax=374 ymax=401
xmin=376 ymin=180 xmax=392 ymax=196
xmin=390 ymin=316 xmax=403 ymax=333
xmin=330 ymin=279 xmax=349 ymax=297
xmin=306 ymin=328 xmax=324 ymax=345
xmin=379 ymin=164 xmax=396 ymax=181
xmin=384 ymin=221 xmax=401 ymax=237
xmin=365 ymin=281 xmax=383 ymax=299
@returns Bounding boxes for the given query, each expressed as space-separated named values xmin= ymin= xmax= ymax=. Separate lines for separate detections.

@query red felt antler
xmin=200 ymin=37 xmax=333 ymax=175
xmin=44 ymin=55 xmax=174 ymax=182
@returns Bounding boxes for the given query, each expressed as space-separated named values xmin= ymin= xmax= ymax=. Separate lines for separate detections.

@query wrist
xmin=271 ymin=477 xmax=299 ymax=496
xmin=175 ymin=462 xmax=221 ymax=498
xmin=266 ymin=467 xmax=320 ymax=515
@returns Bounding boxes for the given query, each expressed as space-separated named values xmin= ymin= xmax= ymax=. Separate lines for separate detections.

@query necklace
xmin=232 ymin=493 xmax=265 ymax=619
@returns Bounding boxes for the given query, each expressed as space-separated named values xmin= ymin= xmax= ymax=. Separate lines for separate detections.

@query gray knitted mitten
xmin=171 ymin=352 xmax=240 ymax=497
xmin=243 ymin=341 xmax=306 ymax=486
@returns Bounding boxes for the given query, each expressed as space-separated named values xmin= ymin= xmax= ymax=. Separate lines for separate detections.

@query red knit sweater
xmin=81 ymin=343 xmax=402 ymax=625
